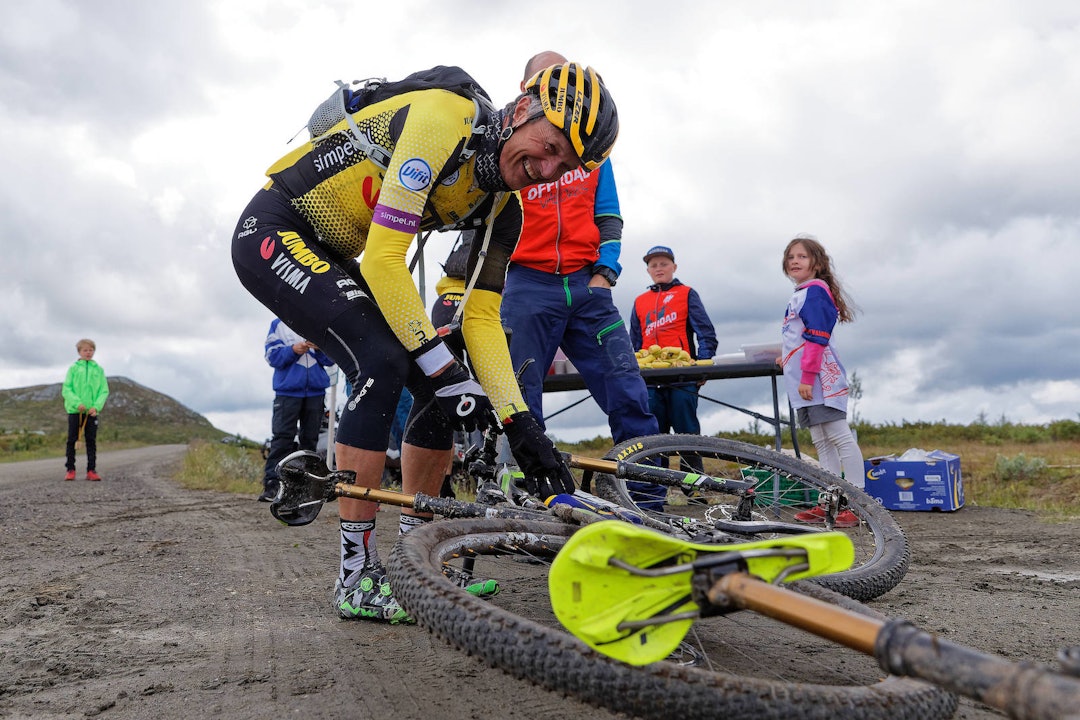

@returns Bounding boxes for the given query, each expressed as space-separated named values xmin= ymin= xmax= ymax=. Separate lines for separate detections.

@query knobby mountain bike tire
xmin=591 ymin=434 xmax=909 ymax=601
xmin=387 ymin=517 xmax=957 ymax=720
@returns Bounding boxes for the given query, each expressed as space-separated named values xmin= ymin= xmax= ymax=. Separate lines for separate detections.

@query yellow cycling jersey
xmin=265 ymin=90 xmax=488 ymax=258
xmin=263 ymin=88 xmax=524 ymax=413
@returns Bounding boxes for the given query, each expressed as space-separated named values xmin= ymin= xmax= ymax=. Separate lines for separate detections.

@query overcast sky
xmin=3 ymin=0 xmax=1079 ymax=443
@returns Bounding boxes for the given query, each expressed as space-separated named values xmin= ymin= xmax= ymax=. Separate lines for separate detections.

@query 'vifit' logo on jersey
xmin=399 ymin=158 xmax=432 ymax=192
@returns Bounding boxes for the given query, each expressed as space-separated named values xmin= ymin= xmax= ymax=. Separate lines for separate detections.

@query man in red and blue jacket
xmin=501 ymin=51 xmax=661 ymax=508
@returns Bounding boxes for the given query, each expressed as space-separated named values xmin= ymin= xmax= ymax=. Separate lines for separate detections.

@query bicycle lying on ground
xmin=274 ymin=430 xmax=908 ymax=601
xmin=272 ymin=430 xmax=973 ymax=718
xmin=387 ymin=514 xmax=1079 ymax=720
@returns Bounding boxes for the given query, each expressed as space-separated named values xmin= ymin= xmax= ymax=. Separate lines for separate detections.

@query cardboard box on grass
xmin=863 ymin=450 xmax=964 ymax=511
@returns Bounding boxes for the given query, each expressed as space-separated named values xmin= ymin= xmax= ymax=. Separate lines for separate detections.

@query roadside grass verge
xmin=174 ymin=440 xmax=263 ymax=495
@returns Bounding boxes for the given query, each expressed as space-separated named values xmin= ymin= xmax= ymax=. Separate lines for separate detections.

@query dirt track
xmin=0 ymin=447 xmax=1076 ymax=719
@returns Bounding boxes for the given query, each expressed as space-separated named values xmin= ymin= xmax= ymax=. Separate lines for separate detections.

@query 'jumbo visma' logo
xmin=399 ymin=158 xmax=432 ymax=192
xmin=362 ymin=176 xmax=381 ymax=209
xmin=267 ymin=231 xmax=330 ymax=295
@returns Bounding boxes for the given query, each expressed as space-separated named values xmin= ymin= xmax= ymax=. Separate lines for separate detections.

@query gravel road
xmin=0 ymin=446 xmax=1076 ymax=719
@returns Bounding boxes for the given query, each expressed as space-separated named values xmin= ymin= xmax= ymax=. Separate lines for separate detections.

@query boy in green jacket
xmin=62 ymin=338 xmax=110 ymax=481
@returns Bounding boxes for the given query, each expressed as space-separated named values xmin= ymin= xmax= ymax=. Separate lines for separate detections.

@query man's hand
xmin=502 ymin=411 xmax=576 ymax=499
xmin=587 ymin=273 xmax=612 ymax=289
xmin=430 ymin=360 xmax=494 ymax=432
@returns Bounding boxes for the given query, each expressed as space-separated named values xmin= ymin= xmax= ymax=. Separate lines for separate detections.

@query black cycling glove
xmin=430 ymin=360 xmax=494 ymax=432
xmin=502 ymin=410 xmax=576 ymax=499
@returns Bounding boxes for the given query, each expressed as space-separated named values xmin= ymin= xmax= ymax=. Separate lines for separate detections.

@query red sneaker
xmin=85 ymin=470 xmax=102 ymax=481
xmin=833 ymin=510 xmax=860 ymax=528
xmin=64 ymin=470 xmax=76 ymax=481
xmin=793 ymin=505 xmax=826 ymax=523
xmin=793 ymin=505 xmax=860 ymax=528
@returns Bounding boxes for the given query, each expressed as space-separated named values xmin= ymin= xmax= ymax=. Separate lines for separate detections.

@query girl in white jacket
xmin=779 ymin=236 xmax=864 ymax=524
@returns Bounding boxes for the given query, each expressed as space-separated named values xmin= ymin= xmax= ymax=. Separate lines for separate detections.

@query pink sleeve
xmin=800 ymin=342 xmax=824 ymax=385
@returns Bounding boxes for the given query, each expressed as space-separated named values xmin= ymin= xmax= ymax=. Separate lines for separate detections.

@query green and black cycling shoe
xmin=335 ymin=563 xmax=414 ymax=624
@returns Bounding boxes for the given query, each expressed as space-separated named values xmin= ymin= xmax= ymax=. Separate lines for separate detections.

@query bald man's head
xmin=522 ymin=51 xmax=568 ymax=88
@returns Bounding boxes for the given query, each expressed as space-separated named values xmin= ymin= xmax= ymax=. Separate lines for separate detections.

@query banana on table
xmin=634 ymin=345 xmax=715 ymax=369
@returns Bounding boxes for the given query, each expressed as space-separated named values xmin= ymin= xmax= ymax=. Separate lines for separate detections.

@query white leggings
xmin=809 ymin=419 xmax=864 ymax=487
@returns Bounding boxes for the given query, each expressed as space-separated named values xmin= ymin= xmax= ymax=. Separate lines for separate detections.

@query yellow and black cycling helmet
xmin=523 ymin=62 xmax=619 ymax=171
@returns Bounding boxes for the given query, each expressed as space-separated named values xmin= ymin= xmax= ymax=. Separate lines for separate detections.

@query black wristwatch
xmin=592 ymin=265 xmax=619 ymax=287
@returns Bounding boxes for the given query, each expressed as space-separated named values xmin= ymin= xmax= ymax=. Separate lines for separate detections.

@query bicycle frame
xmin=268 ymin=431 xmax=766 ymax=530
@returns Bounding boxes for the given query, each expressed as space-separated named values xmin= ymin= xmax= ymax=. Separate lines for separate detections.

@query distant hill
xmin=0 ymin=377 xmax=229 ymax=445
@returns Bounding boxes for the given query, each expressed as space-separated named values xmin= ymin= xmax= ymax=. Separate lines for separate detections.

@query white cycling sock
xmin=340 ymin=519 xmax=378 ymax=585
xmin=398 ymin=513 xmax=431 ymax=535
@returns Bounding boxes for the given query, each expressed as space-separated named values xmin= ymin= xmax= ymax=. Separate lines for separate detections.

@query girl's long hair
xmin=782 ymin=236 xmax=858 ymax=323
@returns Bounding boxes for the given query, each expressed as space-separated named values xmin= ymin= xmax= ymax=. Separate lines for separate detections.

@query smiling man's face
xmin=498 ymin=97 xmax=581 ymax=190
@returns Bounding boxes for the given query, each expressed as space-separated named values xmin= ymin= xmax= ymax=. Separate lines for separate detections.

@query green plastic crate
xmin=741 ymin=467 xmax=819 ymax=507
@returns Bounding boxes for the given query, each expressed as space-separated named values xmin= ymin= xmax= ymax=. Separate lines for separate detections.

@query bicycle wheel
xmin=387 ymin=517 xmax=956 ymax=720
xmin=590 ymin=434 xmax=909 ymax=601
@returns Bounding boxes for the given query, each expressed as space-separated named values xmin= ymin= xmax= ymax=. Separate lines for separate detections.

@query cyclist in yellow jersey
xmin=231 ymin=63 xmax=619 ymax=622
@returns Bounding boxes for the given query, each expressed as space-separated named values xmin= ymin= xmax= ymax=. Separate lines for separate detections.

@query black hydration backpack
xmin=306 ymin=66 xmax=495 ymax=173
xmin=441 ymin=230 xmax=475 ymax=280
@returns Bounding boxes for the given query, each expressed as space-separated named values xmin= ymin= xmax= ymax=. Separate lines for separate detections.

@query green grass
xmin=174 ymin=440 xmax=264 ymax=494
xmin=0 ymin=432 xmax=167 ymax=462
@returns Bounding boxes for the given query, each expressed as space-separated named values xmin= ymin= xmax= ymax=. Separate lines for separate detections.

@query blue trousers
xmin=263 ymin=394 xmax=325 ymax=489
xmin=649 ymin=384 xmax=705 ymax=473
xmin=501 ymin=264 xmax=658 ymax=444
xmin=502 ymin=265 xmax=663 ymax=510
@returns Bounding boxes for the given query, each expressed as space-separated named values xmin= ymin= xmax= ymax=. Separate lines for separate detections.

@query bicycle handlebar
xmin=710 ymin=572 xmax=1080 ymax=719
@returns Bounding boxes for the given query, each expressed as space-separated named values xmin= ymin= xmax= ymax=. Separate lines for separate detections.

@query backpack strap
xmin=450 ymin=192 xmax=505 ymax=330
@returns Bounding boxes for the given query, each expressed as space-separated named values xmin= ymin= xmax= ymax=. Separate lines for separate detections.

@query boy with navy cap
xmin=630 ymin=246 xmax=718 ymax=471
